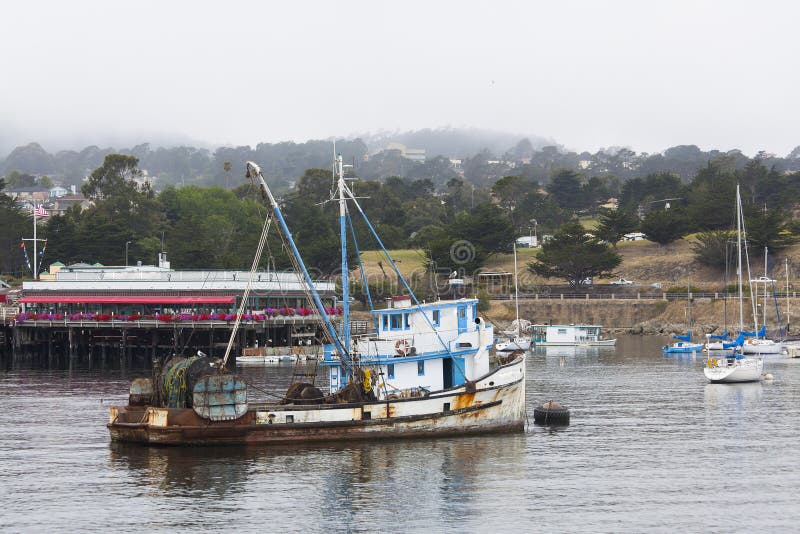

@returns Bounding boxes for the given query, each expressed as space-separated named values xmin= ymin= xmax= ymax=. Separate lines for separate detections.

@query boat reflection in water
xmin=108 ymin=434 xmax=527 ymax=530
xmin=704 ymin=382 xmax=763 ymax=410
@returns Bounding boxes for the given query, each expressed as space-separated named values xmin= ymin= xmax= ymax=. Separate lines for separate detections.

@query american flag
xmin=34 ymin=203 xmax=49 ymax=217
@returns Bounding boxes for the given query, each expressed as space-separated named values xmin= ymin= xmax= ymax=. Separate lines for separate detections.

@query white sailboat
xmin=495 ymin=241 xmax=531 ymax=352
xmin=705 ymin=184 xmax=764 ymax=383
xmin=742 ymin=247 xmax=783 ymax=355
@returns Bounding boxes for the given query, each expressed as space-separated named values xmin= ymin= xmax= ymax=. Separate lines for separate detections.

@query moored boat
xmin=704 ymin=354 xmax=764 ymax=383
xmin=703 ymin=184 xmax=763 ymax=383
xmin=663 ymin=335 xmax=704 ymax=354
xmin=108 ymin=158 xmax=526 ymax=445
xmin=494 ymin=241 xmax=531 ymax=352
xmin=531 ymin=324 xmax=616 ymax=346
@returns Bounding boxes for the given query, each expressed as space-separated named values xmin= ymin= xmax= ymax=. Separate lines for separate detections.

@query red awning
xmin=20 ymin=296 xmax=235 ymax=304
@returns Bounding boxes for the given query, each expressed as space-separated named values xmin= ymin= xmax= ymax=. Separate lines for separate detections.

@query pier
xmin=7 ymin=314 xmax=324 ymax=363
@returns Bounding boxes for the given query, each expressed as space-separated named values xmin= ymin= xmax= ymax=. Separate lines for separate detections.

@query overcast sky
xmin=1 ymin=0 xmax=798 ymax=156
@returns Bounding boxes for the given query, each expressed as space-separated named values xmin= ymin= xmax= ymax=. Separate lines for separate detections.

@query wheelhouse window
xmin=404 ymin=313 xmax=410 ymax=329
xmin=418 ymin=360 xmax=425 ymax=376
xmin=558 ymin=328 xmax=567 ymax=335
xmin=382 ymin=315 xmax=389 ymax=331
xmin=432 ymin=310 xmax=440 ymax=326
xmin=458 ymin=307 xmax=466 ymax=319
xmin=390 ymin=314 xmax=403 ymax=330
xmin=387 ymin=364 xmax=395 ymax=379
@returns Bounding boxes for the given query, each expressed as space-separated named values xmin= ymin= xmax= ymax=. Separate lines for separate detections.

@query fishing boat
xmin=530 ymin=324 xmax=616 ymax=346
xmin=495 ymin=241 xmax=531 ymax=352
xmin=108 ymin=158 xmax=526 ymax=445
xmin=704 ymin=184 xmax=763 ymax=383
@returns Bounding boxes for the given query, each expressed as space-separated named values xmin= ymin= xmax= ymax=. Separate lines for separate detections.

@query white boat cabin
xmin=323 ymin=296 xmax=493 ymax=398
xmin=531 ymin=324 xmax=608 ymax=345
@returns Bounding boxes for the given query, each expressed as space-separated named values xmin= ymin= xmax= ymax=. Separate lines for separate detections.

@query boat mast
xmin=687 ymin=274 xmax=691 ymax=335
xmin=737 ymin=184 xmax=744 ymax=333
xmin=787 ymin=257 xmax=790 ymax=334
xmin=337 ymin=154 xmax=350 ymax=354
xmin=764 ymin=247 xmax=768 ymax=335
xmin=513 ymin=240 xmax=520 ymax=337
xmin=245 ymin=161 xmax=351 ymax=363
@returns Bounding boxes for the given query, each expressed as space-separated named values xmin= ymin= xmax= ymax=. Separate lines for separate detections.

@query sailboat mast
xmin=787 ymin=257 xmax=790 ymax=334
xmin=737 ymin=184 xmax=744 ymax=332
xmin=687 ymin=274 xmax=691 ymax=335
xmin=764 ymin=247 xmax=768 ymax=334
xmin=338 ymin=154 xmax=351 ymax=353
xmin=513 ymin=241 xmax=520 ymax=336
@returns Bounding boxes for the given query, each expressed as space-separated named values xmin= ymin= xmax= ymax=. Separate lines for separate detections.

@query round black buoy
xmin=533 ymin=401 xmax=570 ymax=425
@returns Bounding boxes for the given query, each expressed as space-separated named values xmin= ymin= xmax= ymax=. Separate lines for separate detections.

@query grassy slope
xmin=361 ymin=239 xmax=800 ymax=291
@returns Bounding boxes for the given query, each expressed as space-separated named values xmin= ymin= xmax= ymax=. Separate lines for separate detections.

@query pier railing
xmin=490 ymin=292 xmax=800 ymax=301
xmin=13 ymin=315 xmax=327 ymax=329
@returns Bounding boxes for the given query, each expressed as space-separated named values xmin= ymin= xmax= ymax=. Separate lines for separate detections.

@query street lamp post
xmin=125 ymin=240 xmax=132 ymax=267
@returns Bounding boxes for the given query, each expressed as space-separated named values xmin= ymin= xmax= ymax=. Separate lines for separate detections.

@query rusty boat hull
xmin=108 ymin=356 xmax=526 ymax=446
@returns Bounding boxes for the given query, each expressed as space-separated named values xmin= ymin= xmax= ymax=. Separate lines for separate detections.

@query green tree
xmin=0 ymin=178 xmax=31 ymax=274
xmin=527 ymin=222 xmax=622 ymax=288
xmin=491 ymin=175 xmax=537 ymax=227
xmin=546 ymin=169 xmax=585 ymax=210
xmin=81 ymin=154 xmax=143 ymax=200
xmin=42 ymin=154 xmax=165 ymax=266
xmin=641 ymin=208 xmax=689 ymax=245
xmin=595 ymin=207 xmax=639 ymax=247
xmin=424 ymin=202 xmax=514 ymax=273
xmin=620 ymin=173 xmax=683 ymax=211
xmin=38 ymin=175 xmax=54 ymax=189
xmin=745 ymin=207 xmax=798 ymax=253
xmin=4 ymin=170 xmax=37 ymax=189
xmin=691 ymin=230 xmax=734 ymax=269
xmin=686 ymin=165 xmax=737 ymax=231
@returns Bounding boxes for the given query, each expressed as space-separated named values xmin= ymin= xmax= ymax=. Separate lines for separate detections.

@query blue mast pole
xmin=246 ymin=161 xmax=350 ymax=364
xmin=337 ymin=154 xmax=351 ymax=354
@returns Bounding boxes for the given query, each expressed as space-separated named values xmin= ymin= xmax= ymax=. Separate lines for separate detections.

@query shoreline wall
xmin=489 ymin=297 xmax=798 ymax=335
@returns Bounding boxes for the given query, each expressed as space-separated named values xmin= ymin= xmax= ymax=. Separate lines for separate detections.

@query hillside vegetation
xmin=363 ymin=238 xmax=800 ymax=292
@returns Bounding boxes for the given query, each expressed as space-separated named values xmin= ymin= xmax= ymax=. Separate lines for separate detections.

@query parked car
xmin=610 ymin=278 xmax=634 ymax=285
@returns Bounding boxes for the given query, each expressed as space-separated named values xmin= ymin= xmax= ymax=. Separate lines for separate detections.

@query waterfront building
xmin=21 ymin=255 xmax=336 ymax=315
xmin=15 ymin=255 xmax=338 ymax=353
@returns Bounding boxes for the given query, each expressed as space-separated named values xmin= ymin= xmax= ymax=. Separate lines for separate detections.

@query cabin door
xmin=443 ymin=358 xmax=453 ymax=388
xmin=457 ymin=305 xmax=468 ymax=334
xmin=451 ymin=357 xmax=466 ymax=386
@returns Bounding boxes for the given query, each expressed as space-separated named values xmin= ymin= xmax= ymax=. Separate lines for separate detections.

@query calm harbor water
xmin=1 ymin=335 xmax=799 ymax=532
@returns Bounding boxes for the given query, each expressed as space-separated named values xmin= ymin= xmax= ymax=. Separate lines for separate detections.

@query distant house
xmin=52 ymin=194 xmax=93 ymax=215
xmin=5 ymin=186 xmax=50 ymax=202
xmin=383 ymin=143 xmax=427 ymax=162
xmin=49 ymin=186 xmax=69 ymax=198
